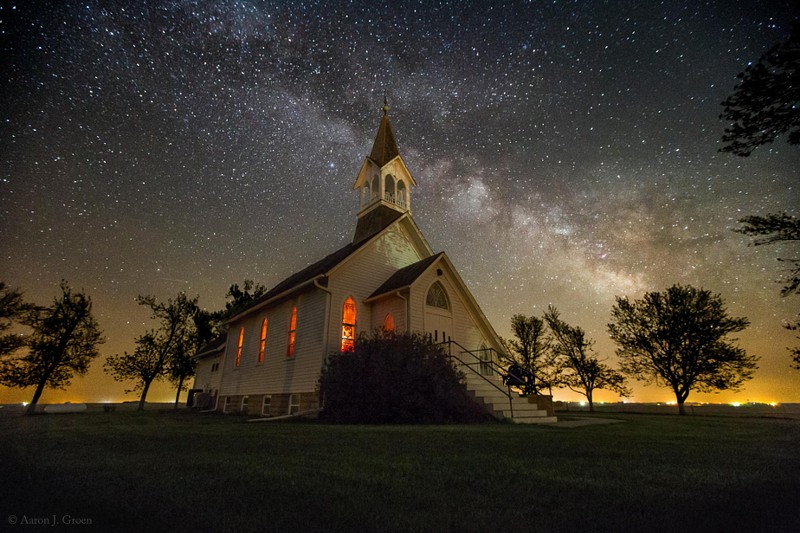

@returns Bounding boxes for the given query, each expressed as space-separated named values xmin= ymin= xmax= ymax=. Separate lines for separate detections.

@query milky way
xmin=1 ymin=1 xmax=798 ymax=403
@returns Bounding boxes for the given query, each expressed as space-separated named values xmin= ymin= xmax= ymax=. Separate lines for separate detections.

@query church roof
xmin=352 ymin=204 xmax=405 ymax=243
xmin=242 ymin=239 xmax=367 ymax=314
xmin=368 ymin=113 xmax=400 ymax=167
xmin=195 ymin=334 xmax=227 ymax=358
xmin=367 ymin=252 xmax=445 ymax=300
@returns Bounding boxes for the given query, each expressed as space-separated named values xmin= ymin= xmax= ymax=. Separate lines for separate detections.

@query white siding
xmin=219 ymin=288 xmax=329 ymax=396
xmin=410 ymin=266 xmax=492 ymax=352
xmin=325 ymin=223 xmax=425 ymax=354
xmin=370 ymin=294 xmax=407 ymax=333
xmin=193 ymin=356 xmax=219 ymax=392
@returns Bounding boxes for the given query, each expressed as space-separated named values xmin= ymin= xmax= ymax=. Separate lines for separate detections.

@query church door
xmin=424 ymin=282 xmax=453 ymax=344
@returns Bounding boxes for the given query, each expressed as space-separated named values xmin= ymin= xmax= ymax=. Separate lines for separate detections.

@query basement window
xmin=288 ymin=394 xmax=300 ymax=415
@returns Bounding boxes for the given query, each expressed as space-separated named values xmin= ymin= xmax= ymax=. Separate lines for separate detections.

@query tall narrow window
xmin=258 ymin=318 xmax=268 ymax=364
xmin=235 ymin=326 xmax=244 ymax=367
xmin=341 ymin=297 xmax=357 ymax=352
xmin=287 ymin=306 xmax=297 ymax=357
xmin=383 ymin=313 xmax=395 ymax=332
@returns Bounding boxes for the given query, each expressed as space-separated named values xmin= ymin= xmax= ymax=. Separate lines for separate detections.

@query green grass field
xmin=1 ymin=410 xmax=798 ymax=532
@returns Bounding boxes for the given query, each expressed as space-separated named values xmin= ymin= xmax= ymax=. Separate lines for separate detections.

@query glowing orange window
xmin=383 ymin=313 xmax=395 ymax=332
xmin=258 ymin=318 xmax=268 ymax=364
xmin=235 ymin=326 xmax=244 ymax=367
xmin=287 ymin=306 xmax=297 ymax=357
xmin=341 ymin=297 xmax=357 ymax=352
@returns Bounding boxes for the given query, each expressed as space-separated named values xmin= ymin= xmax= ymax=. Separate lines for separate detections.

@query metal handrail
xmin=438 ymin=340 xmax=514 ymax=419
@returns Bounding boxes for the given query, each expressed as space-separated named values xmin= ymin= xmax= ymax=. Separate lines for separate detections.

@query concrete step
xmin=463 ymin=378 xmax=558 ymax=424
xmin=509 ymin=415 xmax=559 ymax=425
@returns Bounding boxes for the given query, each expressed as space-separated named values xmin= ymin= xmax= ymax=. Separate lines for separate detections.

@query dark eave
xmin=367 ymin=252 xmax=444 ymax=300
xmin=194 ymin=334 xmax=227 ymax=359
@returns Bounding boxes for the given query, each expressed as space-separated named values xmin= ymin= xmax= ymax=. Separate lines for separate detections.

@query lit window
xmin=426 ymin=282 xmax=449 ymax=310
xmin=235 ymin=327 xmax=244 ymax=367
xmin=384 ymin=313 xmax=395 ymax=332
xmin=341 ymin=297 xmax=357 ymax=352
xmin=258 ymin=318 xmax=268 ymax=364
xmin=287 ymin=306 xmax=297 ymax=357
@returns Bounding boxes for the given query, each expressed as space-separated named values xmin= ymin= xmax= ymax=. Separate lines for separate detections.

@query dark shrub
xmin=319 ymin=331 xmax=493 ymax=424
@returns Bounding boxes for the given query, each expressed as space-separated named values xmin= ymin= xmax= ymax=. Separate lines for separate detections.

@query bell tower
xmin=352 ymin=100 xmax=417 ymax=243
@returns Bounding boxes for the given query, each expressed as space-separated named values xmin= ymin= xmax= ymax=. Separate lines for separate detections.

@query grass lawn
xmin=1 ymin=410 xmax=799 ymax=532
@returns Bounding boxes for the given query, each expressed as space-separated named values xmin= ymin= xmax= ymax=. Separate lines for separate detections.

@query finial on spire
xmin=382 ymin=93 xmax=390 ymax=116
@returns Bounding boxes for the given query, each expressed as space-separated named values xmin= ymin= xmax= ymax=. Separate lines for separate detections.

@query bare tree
xmin=0 ymin=282 xmax=103 ymax=415
xmin=0 ymin=282 xmax=27 ymax=358
xmin=543 ymin=306 xmax=629 ymax=412
xmin=719 ymin=21 xmax=800 ymax=156
xmin=105 ymin=293 xmax=197 ymax=410
xmin=502 ymin=314 xmax=553 ymax=395
xmin=608 ymin=285 xmax=757 ymax=415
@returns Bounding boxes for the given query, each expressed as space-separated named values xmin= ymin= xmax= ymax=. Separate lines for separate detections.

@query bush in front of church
xmin=319 ymin=331 xmax=493 ymax=424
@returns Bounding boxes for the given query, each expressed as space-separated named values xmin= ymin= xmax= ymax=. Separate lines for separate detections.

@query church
xmin=192 ymin=104 xmax=556 ymax=424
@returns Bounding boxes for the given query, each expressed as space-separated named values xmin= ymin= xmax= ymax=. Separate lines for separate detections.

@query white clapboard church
xmin=191 ymin=104 xmax=556 ymax=423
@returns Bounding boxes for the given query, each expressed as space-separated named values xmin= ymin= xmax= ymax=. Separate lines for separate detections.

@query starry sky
xmin=1 ymin=0 xmax=798 ymax=405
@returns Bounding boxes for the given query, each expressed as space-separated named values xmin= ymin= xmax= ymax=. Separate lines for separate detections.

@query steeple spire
xmin=352 ymin=101 xmax=417 ymax=242
xmin=369 ymin=98 xmax=400 ymax=167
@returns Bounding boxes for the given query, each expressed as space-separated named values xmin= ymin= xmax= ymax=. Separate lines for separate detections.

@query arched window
xmin=235 ymin=326 xmax=244 ymax=367
xmin=287 ymin=306 xmax=297 ymax=357
xmin=383 ymin=313 xmax=395 ymax=332
xmin=371 ymin=175 xmax=379 ymax=199
xmin=258 ymin=318 xmax=268 ymax=364
xmin=341 ymin=297 xmax=357 ymax=352
xmin=426 ymin=282 xmax=450 ymax=310
xmin=397 ymin=181 xmax=407 ymax=208
xmin=384 ymin=174 xmax=395 ymax=203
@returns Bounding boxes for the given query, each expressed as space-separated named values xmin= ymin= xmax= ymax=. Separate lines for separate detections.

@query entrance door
xmin=424 ymin=309 xmax=453 ymax=343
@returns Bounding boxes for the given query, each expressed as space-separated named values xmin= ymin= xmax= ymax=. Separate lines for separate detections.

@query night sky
xmin=1 ymin=1 xmax=798 ymax=404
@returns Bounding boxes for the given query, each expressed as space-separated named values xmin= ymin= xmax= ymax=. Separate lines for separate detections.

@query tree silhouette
xmin=543 ymin=306 xmax=629 ymax=411
xmin=0 ymin=282 xmax=27 ymax=359
xmin=735 ymin=212 xmax=800 ymax=297
xmin=608 ymin=285 xmax=757 ymax=414
xmin=719 ymin=21 xmax=800 ymax=156
xmin=105 ymin=293 xmax=198 ymax=410
xmin=0 ymin=282 xmax=103 ymax=415
xmin=502 ymin=314 xmax=553 ymax=395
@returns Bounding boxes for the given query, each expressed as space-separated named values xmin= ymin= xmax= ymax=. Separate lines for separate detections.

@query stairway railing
xmin=438 ymin=339 xmax=514 ymax=419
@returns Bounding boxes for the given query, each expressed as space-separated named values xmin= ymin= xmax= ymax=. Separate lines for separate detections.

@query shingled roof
xmin=352 ymin=204 xmax=404 ymax=243
xmin=367 ymin=252 xmax=444 ymax=300
xmin=195 ymin=334 xmax=227 ymax=358
xmin=240 ymin=240 xmax=366 ymax=314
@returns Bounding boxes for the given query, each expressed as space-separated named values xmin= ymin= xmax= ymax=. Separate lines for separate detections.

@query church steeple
xmin=368 ymin=99 xmax=400 ymax=166
xmin=352 ymin=101 xmax=417 ymax=243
